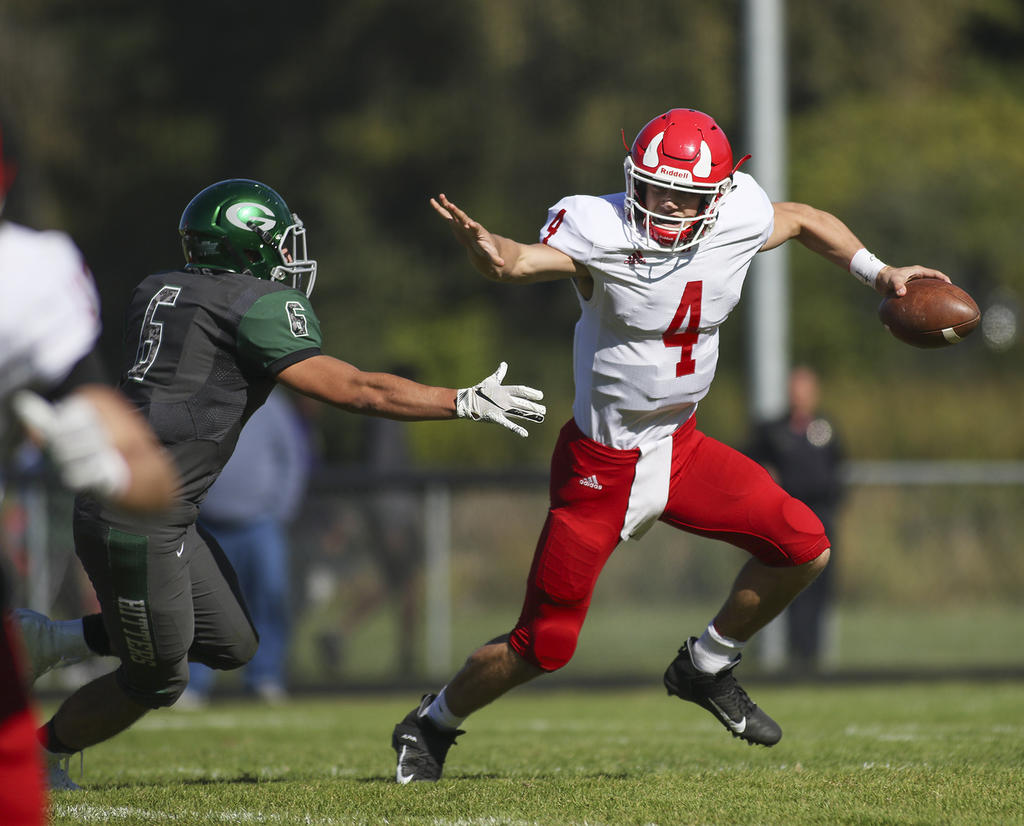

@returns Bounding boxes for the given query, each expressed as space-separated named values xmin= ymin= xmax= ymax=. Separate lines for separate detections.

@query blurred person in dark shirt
xmin=745 ymin=366 xmax=845 ymax=671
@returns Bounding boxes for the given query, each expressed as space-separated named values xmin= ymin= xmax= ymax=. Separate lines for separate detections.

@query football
xmin=877 ymin=277 xmax=980 ymax=348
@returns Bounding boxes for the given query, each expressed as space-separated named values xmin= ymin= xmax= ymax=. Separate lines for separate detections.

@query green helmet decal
xmin=179 ymin=179 xmax=317 ymax=296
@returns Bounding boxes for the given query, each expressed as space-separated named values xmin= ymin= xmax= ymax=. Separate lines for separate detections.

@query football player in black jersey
xmin=19 ymin=178 xmax=545 ymax=788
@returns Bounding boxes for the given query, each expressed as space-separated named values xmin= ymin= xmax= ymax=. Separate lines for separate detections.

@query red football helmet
xmin=623 ymin=108 xmax=747 ymax=251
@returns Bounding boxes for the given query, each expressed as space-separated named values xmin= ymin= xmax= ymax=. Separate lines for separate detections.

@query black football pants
xmin=73 ymin=509 xmax=258 ymax=708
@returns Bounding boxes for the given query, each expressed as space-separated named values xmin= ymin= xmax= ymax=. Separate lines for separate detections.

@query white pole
xmin=422 ymin=483 xmax=452 ymax=678
xmin=744 ymin=0 xmax=790 ymax=671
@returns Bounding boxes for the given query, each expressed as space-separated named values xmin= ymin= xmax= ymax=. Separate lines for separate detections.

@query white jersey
xmin=0 ymin=221 xmax=100 ymax=404
xmin=541 ymin=171 xmax=774 ymax=451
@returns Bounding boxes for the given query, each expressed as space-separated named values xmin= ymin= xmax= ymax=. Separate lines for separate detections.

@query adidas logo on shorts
xmin=579 ymin=474 xmax=603 ymax=490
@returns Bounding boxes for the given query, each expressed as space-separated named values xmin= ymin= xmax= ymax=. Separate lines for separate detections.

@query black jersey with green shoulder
xmin=117 ymin=269 xmax=322 ymax=507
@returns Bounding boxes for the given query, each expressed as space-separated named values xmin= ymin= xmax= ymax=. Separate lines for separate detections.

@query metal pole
xmin=744 ymin=0 xmax=789 ymax=671
xmin=744 ymin=0 xmax=789 ymax=421
xmin=422 ymin=483 xmax=452 ymax=679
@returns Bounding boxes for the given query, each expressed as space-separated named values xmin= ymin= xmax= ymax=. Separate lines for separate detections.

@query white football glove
xmin=11 ymin=390 xmax=130 ymax=499
xmin=456 ymin=362 xmax=546 ymax=438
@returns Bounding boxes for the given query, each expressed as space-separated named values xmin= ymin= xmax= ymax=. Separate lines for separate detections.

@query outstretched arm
xmin=278 ymin=355 xmax=456 ymax=420
xmin=763 ymin=202 xmax=950 ymax=296
xmin=277 ymin=356 xmax=545 ymax=438
xmin=431 ymin=193 xmax=584 ymax=284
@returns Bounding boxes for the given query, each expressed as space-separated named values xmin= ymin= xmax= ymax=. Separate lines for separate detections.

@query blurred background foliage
xmin=2 ymin=0 xmax=1022 ymax=466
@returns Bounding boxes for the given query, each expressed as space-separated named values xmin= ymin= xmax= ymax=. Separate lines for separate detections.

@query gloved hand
xmin=11 ymin=390 xmax=130 ymax=499
xmin=455 ymin=362 xmax=545 ymax=438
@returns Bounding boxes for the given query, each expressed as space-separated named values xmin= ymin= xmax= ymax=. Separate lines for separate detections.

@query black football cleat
xmin=663 ymin=638 xmax=782 ymax=747
xmin=392 ymin=694 xmax=464 ymax=783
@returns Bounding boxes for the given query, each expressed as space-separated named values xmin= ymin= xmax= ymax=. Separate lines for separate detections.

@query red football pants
xmin=509 ymin=417 xmax=830 ymax=671
xmin=0 ymin=617 xmax=45 ymax=826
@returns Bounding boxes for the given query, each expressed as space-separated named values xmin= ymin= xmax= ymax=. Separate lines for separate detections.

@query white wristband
xmin=849 ymin=248 xmax=887 ymax=287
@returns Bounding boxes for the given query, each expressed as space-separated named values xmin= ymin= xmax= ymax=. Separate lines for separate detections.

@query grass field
xmin=44 ymin=678 xmax=1024 ymax=825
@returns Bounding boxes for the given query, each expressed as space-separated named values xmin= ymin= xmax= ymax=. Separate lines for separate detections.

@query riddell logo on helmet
xmin=658 ymin=166 xmax=693 ymax=182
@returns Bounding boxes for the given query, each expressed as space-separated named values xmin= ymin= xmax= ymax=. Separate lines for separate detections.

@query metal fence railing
xmin=4 ymin=462 xmax=1023 ymax=688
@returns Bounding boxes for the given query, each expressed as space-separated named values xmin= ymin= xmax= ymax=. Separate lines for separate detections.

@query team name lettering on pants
xmin=117 ymin=597 xmax=156 ymax=666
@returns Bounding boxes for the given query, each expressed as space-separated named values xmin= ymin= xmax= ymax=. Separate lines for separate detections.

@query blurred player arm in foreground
xmin=12 ymin=354 xmax=179 ymax=511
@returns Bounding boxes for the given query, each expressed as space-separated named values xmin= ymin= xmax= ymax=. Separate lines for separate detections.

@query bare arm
xmin=431 ymin=193 xmax=587 ymax=284
xmin=763 ymin=202 xmax=950 ymax=296
xmin=277 ymin=355 xmax=457 ymax=420
xmin=278 ymin=356 xmax=546 ymax=438
xmin=13 ymin=384 xmax=180 ymax=512
xmin=77 ymin=385 xmax=180 ymax=510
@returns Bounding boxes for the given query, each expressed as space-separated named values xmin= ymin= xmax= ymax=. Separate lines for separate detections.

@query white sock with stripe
xmin=424 ymin=687 xmax=464 ymax=731
xmin=691 ymin=623 xmax=745 ymax=674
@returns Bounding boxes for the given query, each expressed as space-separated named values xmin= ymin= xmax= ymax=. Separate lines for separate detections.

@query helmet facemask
xmin=624 ymin=157 xmax=733 ymax=252
xmin=252 ymin=212 xmax=317 ymax=297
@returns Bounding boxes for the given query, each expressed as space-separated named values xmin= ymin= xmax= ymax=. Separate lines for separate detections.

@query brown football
xmin=878 ymin=278 xmax=980 ymax=348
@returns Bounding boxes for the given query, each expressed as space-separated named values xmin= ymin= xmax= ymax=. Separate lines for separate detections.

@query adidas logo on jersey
xmin=625 ymin=250 xmax=647 ymax=267
xmin=579 ymin=475 xmax=603 ymax=490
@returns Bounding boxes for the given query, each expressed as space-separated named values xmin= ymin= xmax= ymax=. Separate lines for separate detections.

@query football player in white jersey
xmin=393 ymin=107 xmax=952 ymax=782
xmin=0 ymin=115 xmax=180 ymax=805
xmin=0 ymin=157 xmax=179 ymax=510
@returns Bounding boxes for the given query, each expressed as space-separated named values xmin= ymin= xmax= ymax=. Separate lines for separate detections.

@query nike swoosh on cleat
xmin=708 ymin=699 xmax=747 ymax=734
xmin=396 ymin=746 xmax=415 ymax=784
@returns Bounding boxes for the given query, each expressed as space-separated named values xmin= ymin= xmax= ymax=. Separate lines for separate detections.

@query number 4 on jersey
xmin=663 ymin=281 xmax=702 ymax=377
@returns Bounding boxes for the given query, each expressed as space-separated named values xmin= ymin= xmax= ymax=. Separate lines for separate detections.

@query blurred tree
xmin=1 ymin=0 xmax=1020 ymax=463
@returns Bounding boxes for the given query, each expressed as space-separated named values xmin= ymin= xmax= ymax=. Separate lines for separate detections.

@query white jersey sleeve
xmin=0 ymin=222 xmax=101 ymax=402
xmin=537 ymin=175 xmax=774 ymax=450
xmin=539 ymin=194 xmax=632 ymax=263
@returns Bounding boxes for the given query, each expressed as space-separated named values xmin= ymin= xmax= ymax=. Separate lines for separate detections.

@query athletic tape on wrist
xmin=849 ymin=247 xmax=887 ymax=287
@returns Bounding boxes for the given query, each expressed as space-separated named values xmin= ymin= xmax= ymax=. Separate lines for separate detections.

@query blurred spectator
xmin=745 ymin=366 xmax=846 ymax=671
xmin=185 ymin=388 xmax=313 ymax=704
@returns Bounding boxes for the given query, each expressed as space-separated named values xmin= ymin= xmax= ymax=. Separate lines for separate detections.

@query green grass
xmin=45 ymin=679 xmax=1024 ymax=825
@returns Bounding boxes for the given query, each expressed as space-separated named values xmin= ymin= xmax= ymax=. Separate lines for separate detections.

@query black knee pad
xmin=220 ymin=633 xmax=258 ymax=670
xmin=115 ymin=657 xmax=189 ymax=709
xmin=190 ymin=627 xmax=258 ymax=672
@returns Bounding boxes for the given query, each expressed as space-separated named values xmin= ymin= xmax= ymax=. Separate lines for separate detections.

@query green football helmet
xmin=179 ymin=179 xmax=317 ymax=296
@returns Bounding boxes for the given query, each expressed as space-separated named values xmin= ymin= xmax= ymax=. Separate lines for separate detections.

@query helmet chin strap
xmin=247 ymin=220 xmax=276 ymax=247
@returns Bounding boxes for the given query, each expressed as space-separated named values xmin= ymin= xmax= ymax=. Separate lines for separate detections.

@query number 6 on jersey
xmin=126 ymin=285 xmax=182 ymax=382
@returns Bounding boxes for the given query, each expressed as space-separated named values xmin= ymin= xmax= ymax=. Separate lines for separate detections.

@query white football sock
xmin=691 ymin=622 xmax=745 ymax=674
xmin=424 ymin=687 xmax=464 ymax=731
